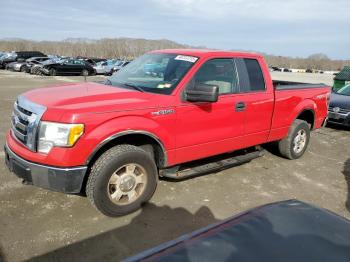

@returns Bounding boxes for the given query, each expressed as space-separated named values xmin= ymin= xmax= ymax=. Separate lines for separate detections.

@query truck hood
xmin=329 ymin=93 xmax=350 ymax=110
xmin=23 ymin=82 xmax=163 ymax=113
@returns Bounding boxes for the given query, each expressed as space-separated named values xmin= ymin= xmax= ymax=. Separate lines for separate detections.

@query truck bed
xmin=273 ymin=80 xmax=328 ymax=90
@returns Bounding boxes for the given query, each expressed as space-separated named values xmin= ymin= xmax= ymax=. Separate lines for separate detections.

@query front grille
xmin=328 ymin=106 xmax=350 ymax=114
xmin=12 ymin=102 xmax=31 ymax=144
xmin=11 ymin=95 xmax=46 ymax=151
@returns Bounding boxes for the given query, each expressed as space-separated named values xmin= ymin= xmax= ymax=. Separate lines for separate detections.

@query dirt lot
xmin=0 ymin=70 xmax=349 ymax=262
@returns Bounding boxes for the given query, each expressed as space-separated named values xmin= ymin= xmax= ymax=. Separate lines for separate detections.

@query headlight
xmin=38 ymin=121 xmax=84 ymax=154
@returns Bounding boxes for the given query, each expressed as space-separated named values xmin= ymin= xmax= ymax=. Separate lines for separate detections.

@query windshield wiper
xmin=123 ymin=82 xmax=145 ymax=92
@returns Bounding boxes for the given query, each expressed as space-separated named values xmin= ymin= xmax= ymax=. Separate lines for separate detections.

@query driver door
xmin=174 ymin=58 xmax=245 ymax=164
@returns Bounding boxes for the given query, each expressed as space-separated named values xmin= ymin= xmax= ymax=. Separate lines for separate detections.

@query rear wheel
xmin=278 ymin=119 xmax=310 ymax=159
xmin=86 ymin=145 xmax=158 ymax=217
xmin=82 ymin=69 xmax=89 ymax=76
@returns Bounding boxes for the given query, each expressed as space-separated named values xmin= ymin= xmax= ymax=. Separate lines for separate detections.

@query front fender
xmin=85 ymin=115 xmax=174 ymax=148
xmin=78 ymin=115 xmax=176 ymax=165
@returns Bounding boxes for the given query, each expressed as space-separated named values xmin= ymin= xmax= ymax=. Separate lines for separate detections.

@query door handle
xmin=235 ymin=102 xmax=246 ymax=112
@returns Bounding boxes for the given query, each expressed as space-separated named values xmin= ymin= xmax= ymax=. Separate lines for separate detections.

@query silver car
xmin=93 ymin=59 xmax=119 ymax=74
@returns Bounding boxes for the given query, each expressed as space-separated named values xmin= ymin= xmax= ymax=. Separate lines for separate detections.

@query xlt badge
xmin=151 ymin=109 xmax=175 ymax=116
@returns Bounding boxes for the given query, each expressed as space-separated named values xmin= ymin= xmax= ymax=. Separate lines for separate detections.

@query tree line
xmin=265 ymin=53 xmax=350 ymax=71
xmin=0 ymin=38 xmax=348 ymax=71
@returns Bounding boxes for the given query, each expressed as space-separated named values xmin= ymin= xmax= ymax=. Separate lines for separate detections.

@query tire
xmin=278 ymin=119 xmax=310 ymax=160
xmin=86 ymin=145 xmax=158 ymax=217
xmin=49 ymin=68 xmax=57 ymax=76
xmin=20 ymin=66 xmax=26 ymax=72
xmin=82 ymin=69 xmax=89 ymax=76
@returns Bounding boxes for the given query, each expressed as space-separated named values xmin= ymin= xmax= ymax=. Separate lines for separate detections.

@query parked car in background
xmin=282 ymin=68 xmax=291 ymax=72
xmin=144 ymin=62 xmax=167 ymax=76
xmin=40 ymin=58 xmax=96 ymax=76
xmin=21 ymin=57 xmax=51 ymax=73
xmin=5 ymin=61 xmax=19 ymax=71
xmin=107 ymin=60 xmax=131 ymax=75
xmin=126 ymin=200 xmax=350 ymax=262
xmin=271 ymin=66 xmax=281 ymax=72
xmin=30 ymin=57 xmax=63 ymax=75
xmin=0 ymin=52 xmax=10 ymax=59
xmin=93 ymin=59 xmax=120 ymax=74
xmin=76 ymin=57 xmax=106 ymax=66
xmin=0 ymin=51 xmax=46 ymax=69
xmin=328 ymin=84 xmax=350 ymax=127
xmin=0 ymin=53 xmax=17 ymax=69
xmin=6 ymin=57 xmax=50 ymax=72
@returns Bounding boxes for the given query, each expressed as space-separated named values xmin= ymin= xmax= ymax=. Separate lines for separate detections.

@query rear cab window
xmin=235 ymin=58 xmax=266 ymax=92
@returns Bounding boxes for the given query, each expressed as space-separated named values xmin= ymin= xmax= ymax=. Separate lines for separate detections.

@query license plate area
xmin=328 ymin=112 xmax=341 ymax=120
xmin=5 ymin=149 xmax=33 ymax=183
xmin=12 ymin=159 xmax=32 ymax=182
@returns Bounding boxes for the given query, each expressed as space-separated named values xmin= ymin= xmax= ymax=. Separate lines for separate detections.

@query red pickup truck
xmin=5 ymin=49 xmax=330 ymax=216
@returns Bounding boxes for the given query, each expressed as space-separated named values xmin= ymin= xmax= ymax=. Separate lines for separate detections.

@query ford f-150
xmin=4 ymin=49 xmax=330 ymax=216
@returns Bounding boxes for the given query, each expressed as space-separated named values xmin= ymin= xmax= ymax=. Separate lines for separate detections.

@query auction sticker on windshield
xmin=175 ymin=55 xmax=198 ymax=63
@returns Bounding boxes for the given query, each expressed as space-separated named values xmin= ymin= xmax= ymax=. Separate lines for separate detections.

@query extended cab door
xmin=234 ymin=57 xmax=274 ymax=146
xmin=175 ymin=58 xmax=246 ymax=164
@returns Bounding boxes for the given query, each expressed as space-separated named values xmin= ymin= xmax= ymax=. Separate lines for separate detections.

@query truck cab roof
xmin=151 ymin=49 xmax=263 ymax=59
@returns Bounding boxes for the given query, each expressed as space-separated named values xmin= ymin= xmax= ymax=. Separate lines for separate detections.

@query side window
xmin=236 ymin=58 xmax=265 ymax=92
xmin=192 ymin=59 xmax=238 ymax=95
xmin=64 ymin=60 xmax=74 ymax=65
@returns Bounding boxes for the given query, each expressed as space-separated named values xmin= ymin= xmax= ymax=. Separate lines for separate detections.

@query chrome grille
xmin=11 ymin=95 xmax=46 ymax=151
xmin=328 ymin=106 xmax=350 ymax=114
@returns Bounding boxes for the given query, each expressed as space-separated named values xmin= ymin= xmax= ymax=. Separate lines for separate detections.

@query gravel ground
xmin=0 ymin=70 xmax=349 ymax=262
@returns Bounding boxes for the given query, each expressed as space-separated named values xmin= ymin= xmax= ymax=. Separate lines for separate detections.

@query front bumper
xmin=4 ymin=143 xmax=88 ymax=193
xmin=327 ymin=112 xmax=350 ymax=127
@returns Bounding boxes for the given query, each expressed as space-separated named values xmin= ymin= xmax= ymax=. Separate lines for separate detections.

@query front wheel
xmin=278 ymin=119 xmax=310 ymax=159
xmin=86 ymin=145 xmax=158 ymax=217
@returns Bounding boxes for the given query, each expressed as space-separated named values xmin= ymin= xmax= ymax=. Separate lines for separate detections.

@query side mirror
xmin=185 ymin=83 xmax=219 ymax=103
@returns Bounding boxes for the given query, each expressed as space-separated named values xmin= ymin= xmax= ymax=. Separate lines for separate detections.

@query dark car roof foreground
xmin=125 ymin=200 xmax=350 ymax=262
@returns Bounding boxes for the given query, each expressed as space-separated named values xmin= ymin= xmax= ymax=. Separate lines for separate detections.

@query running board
xmin=160 ymin=148 xmax=265 ymax=180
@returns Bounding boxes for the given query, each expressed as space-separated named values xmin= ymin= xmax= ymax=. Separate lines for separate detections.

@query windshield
xmin=336 ymin=84 xmax=350 ymax=96
xmin=106 ymin=53 xmax=197 ymax=95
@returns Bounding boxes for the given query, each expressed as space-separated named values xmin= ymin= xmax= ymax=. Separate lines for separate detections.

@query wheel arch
xmin=295 ymin=109 xmax=315 ymax=129
xmin=86 ymin=130 xmax=168 ymax=169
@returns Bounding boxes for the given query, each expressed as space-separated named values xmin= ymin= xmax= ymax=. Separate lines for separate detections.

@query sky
xmin=1 ymin=0 xmax=350 ymax=59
